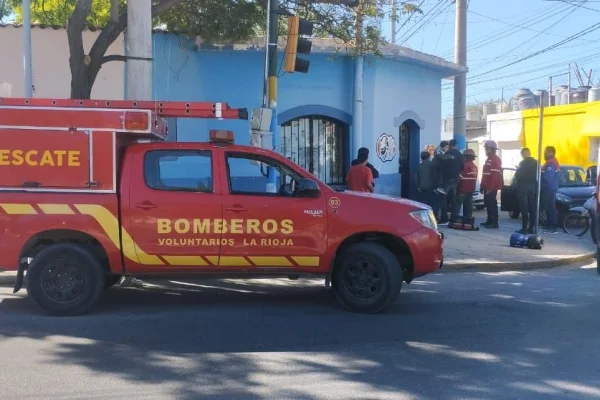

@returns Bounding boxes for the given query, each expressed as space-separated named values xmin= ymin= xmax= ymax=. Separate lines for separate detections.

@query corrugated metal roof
xmin=1 ymin=22 xmax=466 ymax=76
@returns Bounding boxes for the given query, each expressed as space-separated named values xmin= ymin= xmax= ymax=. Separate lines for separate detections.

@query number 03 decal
xmin=329 ymin=197 xmax=341 ymax=209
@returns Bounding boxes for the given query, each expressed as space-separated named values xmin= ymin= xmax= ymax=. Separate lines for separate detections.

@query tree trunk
xmin=67 ymin=0 xmax=184 ymax=100
xmin=70 ymin=63 xmax=93 ymax=99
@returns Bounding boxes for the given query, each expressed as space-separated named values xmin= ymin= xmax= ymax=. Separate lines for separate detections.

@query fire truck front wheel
xmin=333 ymin=242 xmax=402 ymax=314
xmin=26 ymin=243 xmax=106 ymax=316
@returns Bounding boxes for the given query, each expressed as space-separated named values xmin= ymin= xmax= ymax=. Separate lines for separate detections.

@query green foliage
xmin=1 ymin=0 xmax=13 ymax=19
xmin=158 ymin=0 xmax=263 ymax=42
xmin=10 ymin=0 xmax=126 ymax=26
xmin=8 ymin=0 xmax=422 ymax=53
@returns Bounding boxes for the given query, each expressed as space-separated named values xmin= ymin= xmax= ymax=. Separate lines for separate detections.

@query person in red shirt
xmin=480 ymin=140 xmax=503 ymax=228
xmin=347 ymin=152 xmax=374 ymax=193
xmin=457 ymin=148 xmax=478 ymax=220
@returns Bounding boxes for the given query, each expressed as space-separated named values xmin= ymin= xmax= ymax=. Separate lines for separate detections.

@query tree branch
xmin=152 ymin=0 xmax=185 ymax=16
xmin=109 ymin=0 xmax=119 ymax=22
xmin=102 ymin=54 xmax=127 ymax=64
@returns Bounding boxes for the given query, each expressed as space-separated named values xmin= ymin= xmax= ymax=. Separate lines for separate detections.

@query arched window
xmin=280 ymin=116 xmax=348 ymax=185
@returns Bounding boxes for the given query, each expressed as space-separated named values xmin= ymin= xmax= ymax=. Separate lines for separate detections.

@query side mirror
xmin=297 ymin=178 xmax=320 ymax=198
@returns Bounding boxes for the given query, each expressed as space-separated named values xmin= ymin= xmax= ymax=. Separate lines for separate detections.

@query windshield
xmin=558 ymin=166 xmax=588 ymax=187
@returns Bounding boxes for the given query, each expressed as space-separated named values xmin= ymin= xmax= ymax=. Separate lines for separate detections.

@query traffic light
xmin=283 ymin=16 xmax=314 ymax=74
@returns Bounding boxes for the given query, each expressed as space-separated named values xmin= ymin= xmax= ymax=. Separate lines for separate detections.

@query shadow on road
xmin=1 ymin=269 xmax=600 ymax=399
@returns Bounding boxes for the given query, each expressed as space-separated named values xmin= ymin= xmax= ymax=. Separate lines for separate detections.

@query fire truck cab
xmin=0 ymin=98 xmax=443 ymax=316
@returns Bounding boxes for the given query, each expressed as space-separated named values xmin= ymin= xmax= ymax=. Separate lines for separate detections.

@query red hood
xmin=335 ymin=190 xmax=428 ymax=210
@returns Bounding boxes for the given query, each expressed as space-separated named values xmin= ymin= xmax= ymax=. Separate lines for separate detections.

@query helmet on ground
xmin=527 ymin=234 xmax=544 ymax=250
xmin=463 ymin=148 xmax=476 ymax=157
xmin=484 ymin=140 xmax=498 ymax=150
xmin=510 ymin=232 xmax=528 ymax=247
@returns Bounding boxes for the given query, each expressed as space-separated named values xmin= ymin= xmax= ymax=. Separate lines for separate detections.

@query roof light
xmin=209 ymin=129 xmax=235 ymax=144
xmin=124 ymin=111 xmax=149 ymax=131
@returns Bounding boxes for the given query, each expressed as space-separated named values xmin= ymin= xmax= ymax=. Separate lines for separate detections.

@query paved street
xmin=1 ymin=265 xmax=599 ymax=400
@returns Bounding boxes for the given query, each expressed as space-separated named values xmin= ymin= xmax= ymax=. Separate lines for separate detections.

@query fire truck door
xmin=126 ymin=148 xmax=223 ymax=269
xmin=219 ymin=151 xmax=327 ymax=269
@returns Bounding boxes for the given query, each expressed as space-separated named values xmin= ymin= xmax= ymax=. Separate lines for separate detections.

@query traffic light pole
xmin=267 ymin=0 xmax=279 ymax=188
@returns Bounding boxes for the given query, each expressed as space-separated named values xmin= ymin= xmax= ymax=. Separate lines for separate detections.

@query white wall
xmin=369 ymin=57 xmax=444 ymax=176
xmin=0 ymin=25 xmax=124 ymax=99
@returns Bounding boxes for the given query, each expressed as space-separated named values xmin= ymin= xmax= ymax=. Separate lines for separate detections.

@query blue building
xmin=145 ymin=32 xmax=465 ymax=198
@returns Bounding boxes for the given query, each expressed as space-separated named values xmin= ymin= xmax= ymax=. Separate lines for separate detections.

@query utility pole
xmin=126 ymin=0 xmax=153 ymax=100
xmin=267 ymin=0 xmax=279 ymax=188
xmin=353 ymin=0 xmax=365 ymax=157
xmin=391 ymin=0 xmax=397 ymax=44
xmin=534 ymin=91 xmax=545 ymax=235
xmin=23 ymin=0 xmax=33 ymax=97
xmin=262 ymin=0 xmax=272 ymax=108
xmin=453 ymin=0 xmax=467 ymax=150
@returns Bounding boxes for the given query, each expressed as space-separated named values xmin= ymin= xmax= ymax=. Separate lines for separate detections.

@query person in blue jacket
xmin=541 ymin=146 xmax=560 ymax=234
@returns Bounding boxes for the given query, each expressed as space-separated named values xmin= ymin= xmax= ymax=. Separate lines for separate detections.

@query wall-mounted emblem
xmin=376 ymin=133 xmax=396 ymax=163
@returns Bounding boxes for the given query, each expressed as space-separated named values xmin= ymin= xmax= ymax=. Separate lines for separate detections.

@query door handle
xmin=135 ymin=201 xmax=158 ymax=210
xmin=226 ymin=205 xmax=247 ymax=213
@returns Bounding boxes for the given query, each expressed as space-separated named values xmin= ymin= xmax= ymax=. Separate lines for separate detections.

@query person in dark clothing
xmin=514 ymin=147 xmax=538 ymax=234
xmin=541 ymin=146 xmax=560 ymax=234
xmin=351 ymin=147 xmax=379 ymax=186
xmin=433 ymin=140 xmax=450 ymax=195
xmin=415 ymin=151 xmax=436 ymax=208
xmin=438 ymin=139 xmax=464 ymax=224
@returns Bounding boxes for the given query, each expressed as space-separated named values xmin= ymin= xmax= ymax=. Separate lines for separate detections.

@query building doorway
xmin=398 ymin=119 xmax=421 ymax=199
xmin=280 ymin=116 xmax=349 ymax=185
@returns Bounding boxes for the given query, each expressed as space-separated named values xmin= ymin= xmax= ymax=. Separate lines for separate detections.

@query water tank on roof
xmin=466 ymin=109 xmax=481 ymax=121
xmin=513 ymin=88 xmax=537 ymax=110
xmin=482 ymin=103 xmax=497 ymax=116
xmin=533 ymin=89 xmax=548 ymax=107
xmin=554 ymin=85 xmax=568 ymax=105
xmin=589 ymin=86 xmax=600 ymax=102
xmin=572 ymin=86 xmax=591 ymax=104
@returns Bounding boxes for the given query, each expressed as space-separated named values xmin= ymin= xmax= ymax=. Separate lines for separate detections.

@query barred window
xmin=280 ymin=116 xmax=347 ymax=185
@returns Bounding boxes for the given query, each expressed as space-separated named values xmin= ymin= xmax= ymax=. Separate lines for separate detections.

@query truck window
xmin=144 ymin=150 xmax=213 ymax=192
xmin=226 ymin=152 xmax=301 ymax=197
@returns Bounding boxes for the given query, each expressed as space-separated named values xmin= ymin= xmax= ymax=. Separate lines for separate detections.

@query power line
xmin=467 ymin=20 xmax=600 ymax=82
xmin=397 ymin=0 xmax=446 ymax=45
xmin=438 ymin=3 xmax=570 ymax=59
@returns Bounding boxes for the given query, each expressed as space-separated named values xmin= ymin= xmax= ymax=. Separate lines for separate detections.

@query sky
xmin=380 ymin=0 xmax=600 ymax=118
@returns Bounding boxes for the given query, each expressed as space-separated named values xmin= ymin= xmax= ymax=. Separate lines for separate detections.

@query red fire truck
xmin=0 ymin=97 xmax=443 ymax=315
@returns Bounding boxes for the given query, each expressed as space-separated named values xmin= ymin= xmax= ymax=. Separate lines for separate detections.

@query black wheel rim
xmin=41 ymin=257 xmax=86 ymax=303
xmin=564 ymin=214 xmax=589 ymax=236
xmin=343 ymin=258 xmax=382 ymax=300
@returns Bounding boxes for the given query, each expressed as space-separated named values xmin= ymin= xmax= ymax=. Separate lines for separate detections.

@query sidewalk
xmin=442 ymin=209 xmax=596 ymax=271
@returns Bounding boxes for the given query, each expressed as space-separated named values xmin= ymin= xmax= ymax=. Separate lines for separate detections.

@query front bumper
xmin=404 ymin=227 xmax=444 ymax=275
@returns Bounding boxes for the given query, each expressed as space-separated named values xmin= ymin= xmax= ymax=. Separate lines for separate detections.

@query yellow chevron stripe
xmin=206 ymin=256 xmax=220 ymax=265
xmin=0 ymin=203 xmax=37 ymax=215
xmin=219 ymin=256 xmax=252 ymax=267
xmin=292 ymin=256 xmax=320 ymax=267
xmin=162 ymin=256 xmax=209 ymax=266
xmin=75 ymin=204 xmax=164 ymax=266
xmin=37 ymin=204 xmax=75 ymax=215
xmin=248 ymin=256 xmax=293 ymax=267
xmin=5 ymin=203 xmax=322 ymax=270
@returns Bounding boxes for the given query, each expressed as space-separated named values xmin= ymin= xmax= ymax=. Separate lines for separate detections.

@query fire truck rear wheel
xmin=333 ymin=242 xmax=402 ymax=314
xmin=26 ymin=243 xmax=106 ymax=316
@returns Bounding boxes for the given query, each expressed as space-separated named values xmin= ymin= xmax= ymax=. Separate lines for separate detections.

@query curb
xmin=441 ymin=252 xmax=596 ymax=272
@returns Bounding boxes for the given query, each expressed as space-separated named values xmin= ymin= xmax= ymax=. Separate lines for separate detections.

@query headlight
xmin=555 ymin=193 xmax=572 ymax=203
xmin=410 ymin=209 xmax=438 ymax=230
